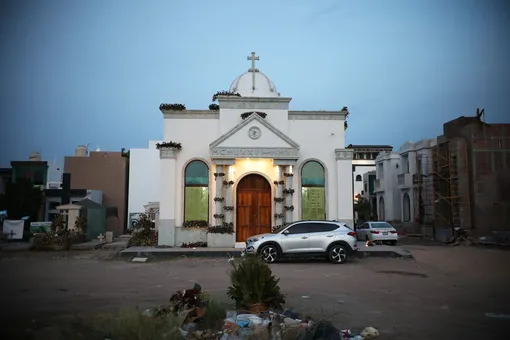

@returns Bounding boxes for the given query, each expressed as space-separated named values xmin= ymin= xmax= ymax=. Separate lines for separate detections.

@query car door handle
xmin=326 ymin=235 xmax=333 ymax=237
xmin=301 ymin=236 xmax=308 ymax=239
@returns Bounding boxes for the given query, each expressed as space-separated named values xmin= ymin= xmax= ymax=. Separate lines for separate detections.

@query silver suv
xmin=244 ymin=220 xmax=358 ymax=264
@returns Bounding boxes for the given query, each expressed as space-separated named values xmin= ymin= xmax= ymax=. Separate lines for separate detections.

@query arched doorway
xmin=236 ymin=174 xmax=271 ymax=242
xmin=379 ymin=196 xmax=385 ymax=221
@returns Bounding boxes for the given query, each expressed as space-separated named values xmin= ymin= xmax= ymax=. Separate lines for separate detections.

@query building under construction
xmin=413 ymin=109 xmax=510 ymax=238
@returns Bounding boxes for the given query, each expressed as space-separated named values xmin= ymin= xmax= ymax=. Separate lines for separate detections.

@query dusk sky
xmin=1 ymin=0 xmax=509 ymax=167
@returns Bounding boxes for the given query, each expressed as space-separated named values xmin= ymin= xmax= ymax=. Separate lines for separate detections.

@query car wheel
xmin=328 ymin=244 xmax=348 ymax=264
xmin=259 ymin=245 xmax=279 ymax=263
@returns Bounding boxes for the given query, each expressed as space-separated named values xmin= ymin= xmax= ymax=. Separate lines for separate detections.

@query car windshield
xmin=273 ymin=223 xmax=290 ymax=234
xmin=371 ymin=222 xmax=393 ymax=228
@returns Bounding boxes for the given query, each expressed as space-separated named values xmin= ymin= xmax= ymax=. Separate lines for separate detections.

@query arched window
xmin=379 ymin=196 xmax=385 ymax=221
xmin=184 ymin=161 xmax=209 ymax=222
xmin=301 ymin=161 xmax=326 ymax=220
xmin=403 ymin=193 xmax=411 ymax=222
xmin=355 ymin=174 xmax=362 ymax=182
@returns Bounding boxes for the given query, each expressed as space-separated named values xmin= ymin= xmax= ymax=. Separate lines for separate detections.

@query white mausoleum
xmin=157 ymin=53 xmax=354 ymax=247
xmin=374 ymin=138 xmax=437 ymax=223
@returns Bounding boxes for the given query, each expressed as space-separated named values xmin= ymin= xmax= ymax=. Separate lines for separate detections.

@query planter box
xmin=207 ymin=233 xmax=235 ymax=248
xmin=158 ymin=147 xmax=179 ymax=159
xmin=175 ymin=227 xmax=207 ymax=246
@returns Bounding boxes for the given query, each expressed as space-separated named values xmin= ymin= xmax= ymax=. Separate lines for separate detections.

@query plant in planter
xmin=212 ymin=91 xmax=241 ymax=102
xmin=155 ymin=141 xmax=182 ymax=150
xmin=227 ymin=255 xmax=285 ymax=312
xmin=159 ymin=103 xmax=186 ymax=111
xmin=181 ymin=241 xmax=208 ymax=248
xmin=182 ymin=220 xmax=209 ymax=228
xmin=207 ymin=223 xmax=234 ymax=234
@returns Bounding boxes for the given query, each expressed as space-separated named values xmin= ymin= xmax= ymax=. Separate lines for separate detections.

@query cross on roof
xmin=247 ymin=52 xmax=259 ymax=72
xmin=247 ymin=52 xmax=259 ymax=91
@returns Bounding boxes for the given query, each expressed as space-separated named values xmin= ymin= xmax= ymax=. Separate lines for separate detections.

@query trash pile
xmin=142 ymin=283 xmax=380 ymax=339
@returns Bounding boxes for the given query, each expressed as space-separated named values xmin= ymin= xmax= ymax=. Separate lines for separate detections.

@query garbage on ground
xmin=141 ymin=283 xmax=379 ymax=339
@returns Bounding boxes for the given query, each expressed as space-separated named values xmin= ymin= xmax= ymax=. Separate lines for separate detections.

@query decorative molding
xmin=212 ymin=159 xmax=236 ymax=165
xmin=163 ymin=110 xmax=219 ymax=119
xmin=159 ymin=148 xmax=179 ymax=159
xmin=288 ymin=111 xmax=347 ymax=120
xmin=217 ymin=96 xmax=292 ymax=110
xmin=209 ymin=112 xmax=300 ymax=149
xmin=248 ymin=126 xmax=262 ymax=140
xmin=335 ymin=149 xmax=354 ymax=160
xmin=273 ymin=159 xmax=297 ymax=166
xmin=211 ymin=147 xmax=298 ymax=159
xmin=162 ymin=110 xmax=347 ymax=121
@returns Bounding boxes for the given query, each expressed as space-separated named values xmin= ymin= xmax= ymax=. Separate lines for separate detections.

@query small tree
xmin=354 ymin=197 xmax=371 ymax=223
xmin=1 ymin=178 xmax=43 ymax=220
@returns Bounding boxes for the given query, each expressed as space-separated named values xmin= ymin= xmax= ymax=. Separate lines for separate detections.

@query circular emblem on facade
xmin=248 ymin=126 xmax=261 ymax=140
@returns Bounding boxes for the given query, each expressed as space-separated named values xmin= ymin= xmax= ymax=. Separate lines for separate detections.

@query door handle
xmin=326 ymin=235 xmax=333 ymax=237
xmin=301 ymin=236 xmax=308 ymax=239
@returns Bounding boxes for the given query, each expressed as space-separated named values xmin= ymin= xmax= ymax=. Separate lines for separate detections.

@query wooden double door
xmin=236 ymin=174 xmax=272 ymax=242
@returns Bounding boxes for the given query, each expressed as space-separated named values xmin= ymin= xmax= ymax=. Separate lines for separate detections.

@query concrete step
xmin=102 ymin=239 xmax=129 ymax=250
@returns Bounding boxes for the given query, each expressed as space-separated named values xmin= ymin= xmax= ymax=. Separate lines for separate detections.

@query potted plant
xmin=227 ymin=255 xmax=285 ymax=313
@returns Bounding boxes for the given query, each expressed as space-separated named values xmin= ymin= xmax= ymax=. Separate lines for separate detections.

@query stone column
xmin=284 ymin=165 xmax=294 ymax=223
xmin=158 ymin=147 xmax=179 ymax=246
xmin=335 ymin=149 xmax=354 ymax=227
xmin=275 ymin=166 xmax=283 ymax=228
xmin=215 ymin=165 xmax=224 ymax=225
xmin=275 ymin=159 xmax=297 ymax=224
xmin=213 ymin=159 xmax=235 ymax=225
xmin=224 ymin=165 xmax=231 ymax=224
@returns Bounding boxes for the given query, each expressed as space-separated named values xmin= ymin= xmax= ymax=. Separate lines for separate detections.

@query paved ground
xmin=1 ymin=243 xmax=510 ymax=339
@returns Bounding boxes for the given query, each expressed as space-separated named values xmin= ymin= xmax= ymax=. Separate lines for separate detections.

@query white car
xmin=244 ymin=220 xmax=358 ymax=264
xmin=356 ymin=221 xmax=398 ymax=245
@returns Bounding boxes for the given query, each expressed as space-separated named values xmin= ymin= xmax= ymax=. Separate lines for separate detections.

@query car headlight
xmin=249 ymin=238 xmax=259 ymax=243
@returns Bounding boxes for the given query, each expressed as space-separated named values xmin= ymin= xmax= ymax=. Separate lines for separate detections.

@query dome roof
xmin=228 ymin=52 xmax=280 ymax=97
xmin=229 ymin=71 xmax=279 ymax=98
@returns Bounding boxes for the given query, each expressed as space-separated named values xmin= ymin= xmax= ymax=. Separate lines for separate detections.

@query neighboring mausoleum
xmin=154 ymin=52 xmax=354 ymax=247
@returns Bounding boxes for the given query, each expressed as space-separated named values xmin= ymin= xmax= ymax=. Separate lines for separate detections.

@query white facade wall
xmin=127 ymin=141 xmax=161 ymax=218
xmin=158 ymin=104 xmax=352 ymax=246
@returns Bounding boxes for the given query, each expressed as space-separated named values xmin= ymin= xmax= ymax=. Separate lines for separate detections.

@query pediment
xmin=209 ymin=114 xmax=300 ymax=149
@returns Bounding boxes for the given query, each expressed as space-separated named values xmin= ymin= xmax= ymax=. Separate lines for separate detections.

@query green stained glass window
xmin=301 ymin=161 xmax=326 ymax=220
xmin=301 ymin=161 xmax=325 ymax=186
xmin=185 ymin=161 xmax=209 ymax=186
xmin=184 ymin=161 xmax=209 ymax=221
xmin=184 ymin=187 xmax=209 ymax=221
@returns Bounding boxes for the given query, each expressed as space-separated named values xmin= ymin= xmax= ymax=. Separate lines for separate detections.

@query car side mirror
xmin=282 ymin=230 xmax=290 ymax=235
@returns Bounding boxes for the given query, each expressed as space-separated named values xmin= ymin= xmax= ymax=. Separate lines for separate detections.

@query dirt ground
xmin=1 ymin=243 xmax=510 ymax=340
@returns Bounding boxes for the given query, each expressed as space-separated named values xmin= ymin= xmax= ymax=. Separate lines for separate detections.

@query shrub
xmin=227 ymin=255 xmax=285 ymax=310
xmin=128 ymin=214 xmax=157 ymax=246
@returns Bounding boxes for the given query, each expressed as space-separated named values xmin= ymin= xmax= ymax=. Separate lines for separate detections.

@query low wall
xmin=175 ymin=227 xmax=207 ymax=246
xmin=207 ymin=233 xmax=235 ymax=248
